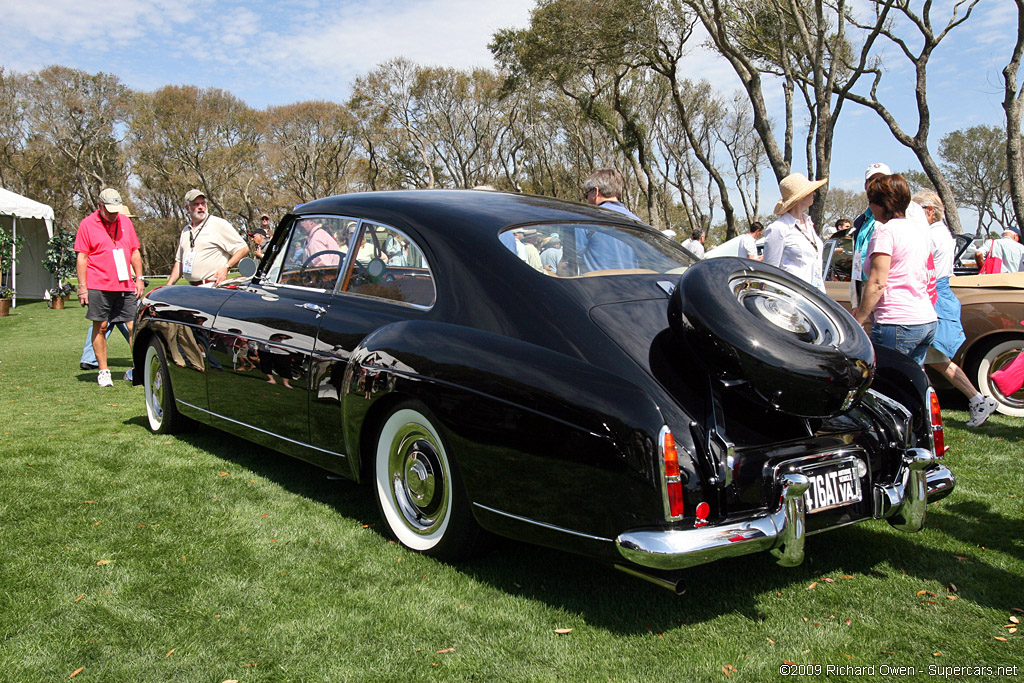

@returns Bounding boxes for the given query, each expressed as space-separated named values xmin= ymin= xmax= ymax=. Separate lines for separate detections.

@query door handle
xmin=296 ymin=302 xmax=326 ymax=316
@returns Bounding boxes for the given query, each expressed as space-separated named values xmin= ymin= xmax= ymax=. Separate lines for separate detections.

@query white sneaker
xmin=97 ymin=369 xmax=113 ymax=387
xmin=966 ymin=396 xmax=998 ymax=427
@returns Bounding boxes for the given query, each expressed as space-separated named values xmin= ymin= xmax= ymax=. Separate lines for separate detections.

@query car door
xmin=308 ymin=220 xmax=437 ymax=456
xmin=207 ymin=215 xmax=351 ymax=447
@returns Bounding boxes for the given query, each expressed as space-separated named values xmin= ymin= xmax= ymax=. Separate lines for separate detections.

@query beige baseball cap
xmin=98 ymin=188 xmax=132 ymax=215
xmin=184 ymin=188 xmax=206 ymax=204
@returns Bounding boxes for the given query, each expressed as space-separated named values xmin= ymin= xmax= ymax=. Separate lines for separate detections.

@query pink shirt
xmin=306 ymin=227 xmax=340 ymax=266
xmin=74 ymin=211 xmax=140 ymax=292
xmin=866 ymin=217 xmax=937 ymax=325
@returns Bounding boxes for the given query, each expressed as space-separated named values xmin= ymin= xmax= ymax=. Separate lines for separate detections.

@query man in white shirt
xmin=167 ymin=189 xmax=249 ymax=286
xmin=681 ymin=229 xmax=706 ymax=259
xmin=738 ymin=222 xmax=764 ymax=260
xmin=975 ymin=225 xmax=1024 ymax=273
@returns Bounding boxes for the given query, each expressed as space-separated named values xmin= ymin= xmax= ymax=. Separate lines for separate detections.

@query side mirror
xmin=238 ymin=257 xmax=258 ymax=278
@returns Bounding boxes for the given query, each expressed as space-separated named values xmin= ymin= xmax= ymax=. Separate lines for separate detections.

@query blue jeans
xmin=871 ymin=322 xmax=937 ymax=366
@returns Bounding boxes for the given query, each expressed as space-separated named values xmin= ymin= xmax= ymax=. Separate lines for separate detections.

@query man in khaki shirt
xmin=166 ymin=189 xmax=248 ymax=286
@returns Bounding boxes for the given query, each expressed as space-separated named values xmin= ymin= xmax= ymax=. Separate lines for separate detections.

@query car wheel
xmin=374 ymin=401 xmax=483 ymax=560
xmin=144 ymin=338 xmax=183 ymax=434
xmin=970 ymin=337 xmax=1024 ymax=417
xmin=668 ymin=257 xmax=874 ymax=417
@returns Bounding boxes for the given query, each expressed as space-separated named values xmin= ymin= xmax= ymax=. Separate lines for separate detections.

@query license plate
xmin=801 ymin=461 xmax=863 ymax=513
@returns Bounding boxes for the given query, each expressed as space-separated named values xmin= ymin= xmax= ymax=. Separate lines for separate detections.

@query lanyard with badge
xmin=182 ymin=215 xmax=209 ymax=277
xmin=105 ymin=216 xmax=131 ymax=282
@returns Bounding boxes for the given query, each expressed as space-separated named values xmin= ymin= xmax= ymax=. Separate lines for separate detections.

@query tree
xmin=349 ymin=58 xmax=443 ymax=190
xmin=127 ymin=85 xmax=262 ymax=273
xmin=680 ymin=0 xmax=863 ymax=188
xmin=938 ymin=126 xmax=1014 ymax=235
xmin=264 ymin=100 xmax=358 ymax=205
xmin=1002 ymin=0 xmax=1024 ymax=232
xmin=21 ymin=66 xmax=131 ymax=228
xmin=843 ymin=0 xmax=981 ymax=233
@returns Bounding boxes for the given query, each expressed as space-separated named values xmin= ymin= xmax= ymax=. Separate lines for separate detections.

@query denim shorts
xmin=870 ymin=321 xmax=937 ymax=366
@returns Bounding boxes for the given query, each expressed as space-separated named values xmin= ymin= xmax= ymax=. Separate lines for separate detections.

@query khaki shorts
xmin=924 ymin=346 xmax=951 ymax=365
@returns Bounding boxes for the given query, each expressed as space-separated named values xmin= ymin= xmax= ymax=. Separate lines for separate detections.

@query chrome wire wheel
xmin=730 ymin=274 xmax=845 ymax=346
xmin=375 ymin=407 xmax=452 ymax=551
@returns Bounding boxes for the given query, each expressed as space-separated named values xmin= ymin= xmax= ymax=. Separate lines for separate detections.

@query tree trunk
xmin=1004 ymin=0 xmax=1024 ymax=232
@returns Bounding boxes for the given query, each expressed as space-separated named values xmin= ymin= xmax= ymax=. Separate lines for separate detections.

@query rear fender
xmin=869 ymin=344 xmax=931 ymax=445
xmin=342 ymin=320 xmax=683 ymax=537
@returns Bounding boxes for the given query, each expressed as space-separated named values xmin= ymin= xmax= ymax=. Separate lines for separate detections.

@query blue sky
xmin=0 ymin=0 xmax=1017 ymax=221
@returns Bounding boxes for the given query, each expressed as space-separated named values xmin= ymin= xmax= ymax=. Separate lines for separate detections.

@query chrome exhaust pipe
xmin=614 ymin=564 xmax=687 ymax=595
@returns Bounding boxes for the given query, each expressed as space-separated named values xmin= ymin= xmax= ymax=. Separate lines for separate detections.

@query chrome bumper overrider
xmin=616 ymin=448 xmax=953 ymax=571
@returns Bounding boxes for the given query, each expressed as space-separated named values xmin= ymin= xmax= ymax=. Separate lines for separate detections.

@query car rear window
xmin=499 ymin=223 xmax=694 ymax=277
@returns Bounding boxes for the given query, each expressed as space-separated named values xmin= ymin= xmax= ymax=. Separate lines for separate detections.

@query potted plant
xmin=0 ymin=285 xmax=13 ymax=317
xmin=47 ymin=282 xmax=77 ymax=309
xmin=0 ymin=227 xmax=25 ymax=310
xmin=42 ymin=229 xmax=77 ymax=309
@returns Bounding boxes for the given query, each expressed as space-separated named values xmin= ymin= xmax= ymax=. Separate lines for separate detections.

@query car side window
xmin=339 ymin=222 xmax=435 ymax=307
xmin=264 ymin=216 xmax=349 ymax=290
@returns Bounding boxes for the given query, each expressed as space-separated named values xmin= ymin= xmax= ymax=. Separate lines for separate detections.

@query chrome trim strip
xmin=615 ymin=473 xmax=810 ymax=571
xmin=176 ymin=399 xmax=346 ymax=458
xmin=472 ymin=503 xmax=613 ymax=544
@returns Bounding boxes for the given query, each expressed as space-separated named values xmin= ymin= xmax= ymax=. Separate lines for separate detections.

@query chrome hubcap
xmin=389 ymin=425 xmax=448 ymax=535
xmin=147 ymin=349 xmax=164 ymax=422
xmin=731 ymin=275 xmax=843 ymax=345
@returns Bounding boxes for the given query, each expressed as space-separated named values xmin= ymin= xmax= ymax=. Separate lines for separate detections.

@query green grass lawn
xmin=1 ymin=299 xmax=1021 ymax=681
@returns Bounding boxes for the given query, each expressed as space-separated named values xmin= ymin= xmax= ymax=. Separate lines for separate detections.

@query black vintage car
xmin=133 ymin=190 xmax=953 ymax=592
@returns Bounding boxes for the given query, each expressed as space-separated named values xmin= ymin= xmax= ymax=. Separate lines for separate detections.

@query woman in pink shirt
xmin=854 ymin=174 xmax=936 ymax=365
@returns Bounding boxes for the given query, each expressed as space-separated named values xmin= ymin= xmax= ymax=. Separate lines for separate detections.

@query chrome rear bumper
xmin=616 ymin=449 xmax=953 ymax=571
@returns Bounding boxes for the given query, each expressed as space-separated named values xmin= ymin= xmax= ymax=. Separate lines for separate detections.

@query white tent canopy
xmin=0 ymin=187 xmax=55 ymax=305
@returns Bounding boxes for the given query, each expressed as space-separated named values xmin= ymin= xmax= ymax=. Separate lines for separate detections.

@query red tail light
xmin=661 ymin=427 xmax=684 ymax=520
xmin=928 ymin=388 xmax=946 ymax=457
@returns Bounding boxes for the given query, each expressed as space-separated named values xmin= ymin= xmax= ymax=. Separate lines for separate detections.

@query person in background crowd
xmin=74 ymin=188 xmax=145 ymax=387
xmin=580 ymin=168 xmax=640 ymax=270
xmin=738 ymin=221 xmax=764 ymax=261
xmin=520 ymin=229 xmax=544 ymax=271
xmin=540 ymin=233 xmax=562 ymax=273
xmin=763 ymin=173 xmax=827 ymax=290
xmin=854 ymin=174 xmax=936 ymax=365
xmin=583 ymin=168 xmax=640 ymax=221
xmin=823 ymin=217 xmax=850 ymax=240
xmin=850 ymin=163 xmax=930 ymax=304
xmin=681 ymin=229 xmax=706 ymax=259
xmin=297 ymin=218 xmax=342 ymax=267
xmin=167 ymin=189 xmax=249 ymax=286
xmin=914 ymin=189 xmax=998 ymax=426
xmin=248 ymin=227 xmax=270 ymax=259
xmin=975 ymin=225 xmax=1024 ymax=273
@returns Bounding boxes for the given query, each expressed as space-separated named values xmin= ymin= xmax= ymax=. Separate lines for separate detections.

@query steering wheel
xmin=298 ymin=250 xmax=344 ymax=288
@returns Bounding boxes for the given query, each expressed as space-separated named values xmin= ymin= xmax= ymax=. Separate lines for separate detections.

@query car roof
xmin=291 ymin=189 xmax=649 ymax=251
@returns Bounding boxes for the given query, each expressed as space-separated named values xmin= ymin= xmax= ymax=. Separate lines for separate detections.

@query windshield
xmin=499 ymin=223 xmax=695 ymax=278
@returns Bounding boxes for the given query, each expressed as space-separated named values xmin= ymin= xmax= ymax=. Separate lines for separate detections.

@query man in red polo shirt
xmin=75 ymin=188 xmax=145 ymax=387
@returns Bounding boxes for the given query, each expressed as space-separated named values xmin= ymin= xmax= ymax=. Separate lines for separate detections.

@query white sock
xmin=969 ymin=393 xmax=984 ymax=406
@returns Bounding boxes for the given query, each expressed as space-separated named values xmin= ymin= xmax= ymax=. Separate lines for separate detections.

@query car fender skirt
xmin=615 ymin=473 xmax=810 ymax=570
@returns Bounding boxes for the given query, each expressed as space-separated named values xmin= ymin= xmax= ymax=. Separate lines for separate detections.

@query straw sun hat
xmin=773 ymin=173 xmax=828 ymax=215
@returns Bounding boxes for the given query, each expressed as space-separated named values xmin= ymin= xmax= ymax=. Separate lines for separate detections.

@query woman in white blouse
xmin=763 ymin=173 xmax=828 ymax=291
